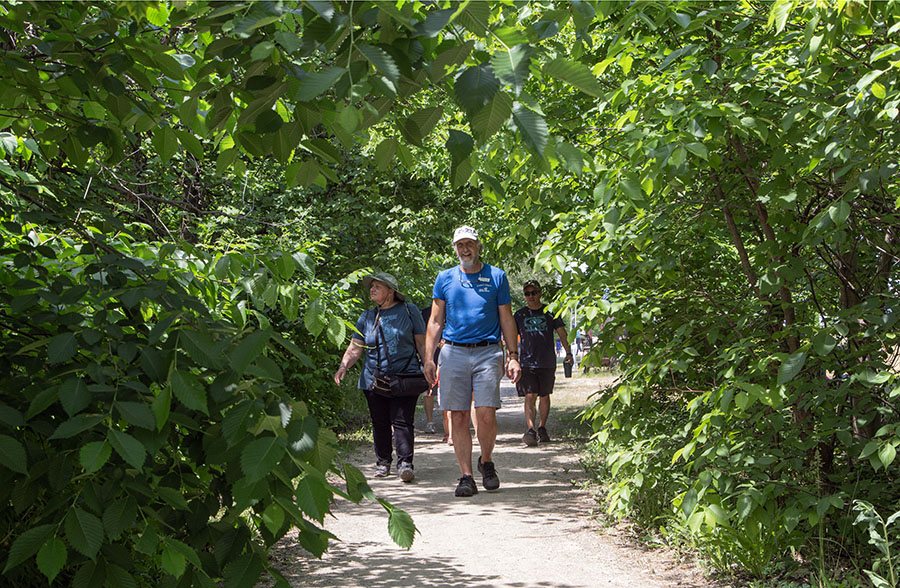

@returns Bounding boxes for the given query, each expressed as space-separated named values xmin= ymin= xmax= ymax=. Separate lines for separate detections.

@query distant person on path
xmin=514 ymin=280 xmax=572 ymax=446
xmin=419 ymin=304 xmax=442 ymax=435
xmin=334 ymin=273 xmax=426 ymax=483
xmin=424 ymin=226 xmax=521 ymax=497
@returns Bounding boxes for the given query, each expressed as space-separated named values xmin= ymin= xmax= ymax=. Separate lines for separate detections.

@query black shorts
xmin=516 ymin=367 xmax=556 ymax=397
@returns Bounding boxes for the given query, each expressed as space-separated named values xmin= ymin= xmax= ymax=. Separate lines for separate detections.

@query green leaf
xmin=357 ymin=44 xmax=399 ymax=82
xmin=48 ymin=332 xmax=77 ymax=364
xmin=0 ymin=434 xmax=27 ymax=474
xmin=160 ymin=543 xmax=187 ymax=578
xmin=152 ymin=386 xmax=171 ymax=430
xmin=250 ymin=41 xmax=275 ymax=61
xmin=274 ymin=31 xmax=302 ymax=53
xmin=295 ymin=474 xmax=332 ymax=523
xmin=230 ymin=329 xmax=272 ymax=374
xmin=3 ymin=524 xmax=54 ymax=572
xmin=49 ymin=414 xmax=104 ymax=440
xmin=223 ymin=552 xmax=265 ymax=588
xmin=828 ymin=201 xmax=851 ymax=225
xmin=685 ymin=142 xmax=708 ymax=160
xmin=262 ymin=503 xmax=285 ymax=535
xmin=108 ymin=429 xmax=146 ymax=470
xmin=543 ymin=58 xmax=603 ymax=98
xmin=152 ymin=126 xmax=179 ymax=162
xmin=36 ymin=537 xmax=67 ymax=584
xmin=114 ymin=400 xmax=156 ymax=430
xmin=64 ymin=507 xmax=104 ymax=560
xmin=681 ymin=488 xmax=699 ymax=518
xmin=401 ymin=106 xmax=444 ymax=147
xmin=294 ymin=66 xmax=346 ymax=102
xmin=105 ymin=564 xmax=137 ymax=588
xmin=342 ymin=463 xmax=374 ymax=503
xmin=812 ymin=331 xmax=837 ymax=356
xmin=0 ymin=132 xmax=17 ymax=156
xmin=470 ymin=91 xmax=512 ymax=143
xmin=856 ymin=69 xmax=884 ymax=91
xmin=164 ymin=536 xmax=202 ymax=569
xmin=60 ymin=377 xmax=91 ymax=417
xmin=454 ymin=64 xmax=500 ymax=114
xmin=878 ymin=443 xmax=897 ymax=468
xmin=445 ymin=130 xmax=474 ymax=165
xmin=512 ymin=102 xmax=548 ymax=156
xmin=556 ymin=142 xmax=584 ymax=175
xmin=381 ymin=501 xmax=417 ymax=549
xmin=777 ymin=352 xmax=807 ymax=386
xmin=145 ymin=3 xmax=169 ymax=26
xmin=326 ymin=317 xmax=346 ymax=347
xmin=241 ymin=436 xmax=286 ymax=481
xmin=374 ymin=138 xmax=398 ymax=171
xmin=768 ymin=0 xmax=794 ymax=34
xmin=180 ymin=329 xmax=224 ymax=369
xmin=304 ymin=298 xmax=326 ymax=337
xmin=429 ymin=40 xmax=473 ymax=82
xmin=79 ymin=440 xmax=112 ymax=474
xmin=170 ymin=370 xmax=208 ymax=415
xmin=158 ymin=486 xmax=190 ymax=511
xmin=490 ymin=44 xmax=532 ymax=95
xmin=415 ymin=7 xmax=454 ymax=37
xmin=175 ymin=129 xmax=204 ymax=158
xmin=103 ymin=496 xmax=137 ymax=540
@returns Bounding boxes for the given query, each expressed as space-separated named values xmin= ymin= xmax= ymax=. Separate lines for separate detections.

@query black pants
xmin=364 ymin=390 xmax=418 ymax=466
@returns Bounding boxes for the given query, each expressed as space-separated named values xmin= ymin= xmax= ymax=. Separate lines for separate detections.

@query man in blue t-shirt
xmin=514 ymin=280 xmax=572 ymax=446
xmin=424 ymin=226 xmax=521 ymax=497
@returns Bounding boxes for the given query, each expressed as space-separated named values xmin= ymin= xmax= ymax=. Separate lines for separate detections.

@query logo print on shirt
xmin=523 ymin=315 xmax=548 ymax=333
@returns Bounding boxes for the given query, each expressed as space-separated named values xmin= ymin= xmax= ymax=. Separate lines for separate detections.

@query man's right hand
xmin=424 ymin=360 xmax=437 ymax=385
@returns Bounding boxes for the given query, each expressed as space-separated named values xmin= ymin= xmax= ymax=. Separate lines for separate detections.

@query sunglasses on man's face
xmin=524 ymin=290 xmax=540 ymax=296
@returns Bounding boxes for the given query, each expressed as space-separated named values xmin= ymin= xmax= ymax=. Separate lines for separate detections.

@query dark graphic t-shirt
xmin=514 ymin=305 xmax=565 ymax=369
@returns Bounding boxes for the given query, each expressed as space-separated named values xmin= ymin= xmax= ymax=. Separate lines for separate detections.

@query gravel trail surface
xmin=267 ymin=373 xmax=719 ymax=588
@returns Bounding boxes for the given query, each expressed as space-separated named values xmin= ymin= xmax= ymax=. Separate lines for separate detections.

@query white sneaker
xmin=424 ymin=422 xmax=436 ymax=434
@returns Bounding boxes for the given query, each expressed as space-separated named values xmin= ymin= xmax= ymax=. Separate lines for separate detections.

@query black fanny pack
xmin=371 ymin=305 xmax=429 ymax=398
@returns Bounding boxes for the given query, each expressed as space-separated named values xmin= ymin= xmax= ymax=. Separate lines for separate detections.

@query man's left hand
xmin=507 ymin=358 xmax=521 ymax=383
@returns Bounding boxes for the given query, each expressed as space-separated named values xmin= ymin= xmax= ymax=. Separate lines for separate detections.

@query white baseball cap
xmin=452 ymin=226 xmax=479 ymax=245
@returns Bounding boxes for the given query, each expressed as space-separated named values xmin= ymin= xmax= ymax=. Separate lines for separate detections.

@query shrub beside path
xmin=266 ymin=372 xmax=721 ymax=588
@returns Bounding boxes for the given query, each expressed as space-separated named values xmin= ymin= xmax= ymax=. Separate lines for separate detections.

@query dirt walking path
xmin=266 ymin=372 xmax=720 ymax=588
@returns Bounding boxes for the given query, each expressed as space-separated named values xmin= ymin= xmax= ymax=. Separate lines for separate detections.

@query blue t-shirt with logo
xmin=351 ymin=302 xmax=426 ymax=391
xmin=432 ymin=263 xmax=511 ymax=344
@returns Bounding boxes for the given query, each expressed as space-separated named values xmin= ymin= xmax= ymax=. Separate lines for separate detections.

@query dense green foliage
xmin=1 ymin=0 xmax=899 ymax=585
xmin=519 ymin=0 xmax=900 ymax=581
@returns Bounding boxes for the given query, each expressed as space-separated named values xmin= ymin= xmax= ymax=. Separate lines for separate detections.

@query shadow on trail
xmin=273 ymin=539 xmax=580 ymax=588
xmin=263 ymin=375 xmax=705 ymax=588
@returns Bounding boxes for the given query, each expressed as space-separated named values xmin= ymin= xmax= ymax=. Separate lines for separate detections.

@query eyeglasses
xmin=524 ymin=290 xmax=540 ymax=296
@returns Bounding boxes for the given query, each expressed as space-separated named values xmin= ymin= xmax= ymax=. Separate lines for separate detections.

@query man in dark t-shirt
xmin=514 ymin=280 xmax=572 ymax=445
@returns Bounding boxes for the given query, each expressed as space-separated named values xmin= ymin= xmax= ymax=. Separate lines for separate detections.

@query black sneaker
xmin=477 ymin=456 xmax=500 ymax=491
xmin=374 ymin=462 xmax=390 ymax=477
xmin=538 ymin=426 xmax=551 ymax=443
xmin=455 ymin=475 xmax=478 ymax=497
xmin=523 ymin=428 xmax=538 ymax=446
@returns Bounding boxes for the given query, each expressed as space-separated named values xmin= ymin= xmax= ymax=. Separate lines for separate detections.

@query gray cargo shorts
xmin=437 ymin=343 xmax=503 ymax=410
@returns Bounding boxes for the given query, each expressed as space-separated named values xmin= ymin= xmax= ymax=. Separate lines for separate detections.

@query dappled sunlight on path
xmin=265 ymin=371 xmax=716 ymax=588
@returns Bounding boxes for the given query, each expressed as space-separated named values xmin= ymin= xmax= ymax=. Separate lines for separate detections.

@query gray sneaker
xmin=523 ymin=428 xmax=538 ymax=446
xmin=538 ymin=426 xmax=551 ymax=443
xmin=424 ymin=422 xmax=436 ymax=434
xmin=374 ymin=462 xmax=390 ymax=477
xmin=398 ymin=462 xmax=415 ymax=482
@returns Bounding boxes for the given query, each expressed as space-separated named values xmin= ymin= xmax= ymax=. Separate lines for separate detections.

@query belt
xmin=443 ymin=340 xmax=497 ymax=348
